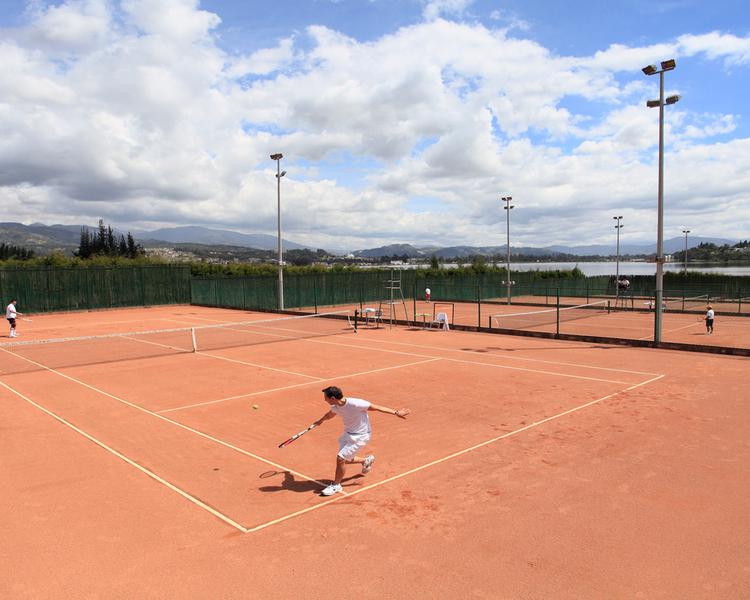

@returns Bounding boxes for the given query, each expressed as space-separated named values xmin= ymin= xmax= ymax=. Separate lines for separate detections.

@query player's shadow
xmin=257 ymin=470 xmax=363 ymax=493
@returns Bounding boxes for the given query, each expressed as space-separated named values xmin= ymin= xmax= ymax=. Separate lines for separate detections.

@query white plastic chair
xmin=431 ymin=311 xmax=450 ymax=331
xmin=363 ymin=307 xmax=382 ymax=327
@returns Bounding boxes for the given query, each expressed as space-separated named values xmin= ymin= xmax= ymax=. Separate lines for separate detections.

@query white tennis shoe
xmin=362 ymin=455 xmax=375 ymax=474
xmin=321 ymin=483 xmax=343 ymax=496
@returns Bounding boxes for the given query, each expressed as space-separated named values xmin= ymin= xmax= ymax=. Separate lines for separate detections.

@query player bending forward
xmin=314 ymin=385 xmax=409 ymax=496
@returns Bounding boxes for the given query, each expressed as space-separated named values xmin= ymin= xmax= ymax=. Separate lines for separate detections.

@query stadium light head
xmin=270 ymin=153 xmax=283 ymax=160
xmin=665 ymin=94 xmax=681 ymax=105
xmin=642 ymin=64 xmax=657 ymax=76
xmin=276 ymin=170 xmax=286 ymax=178
xmin=660 ymin=59 xmax=676 ymax=71
xmin=646 ymin=99 xmax=661 ymax=108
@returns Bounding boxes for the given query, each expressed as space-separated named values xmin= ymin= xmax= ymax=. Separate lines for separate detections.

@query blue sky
xmin=0 ymin=0 xmax=748 ymax=251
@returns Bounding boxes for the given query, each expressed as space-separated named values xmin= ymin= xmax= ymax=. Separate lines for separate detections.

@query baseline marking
xmin=245 ymin=373 xmax=665 ymax=533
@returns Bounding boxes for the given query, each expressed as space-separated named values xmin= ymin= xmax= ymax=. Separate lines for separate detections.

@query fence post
xmin=413 ymin=280 xmax=417 ymax=322
xmin=313 ymin=275 xmax=318 ymax=314
xmin=477 ymin=282 xmax=481 ymax=328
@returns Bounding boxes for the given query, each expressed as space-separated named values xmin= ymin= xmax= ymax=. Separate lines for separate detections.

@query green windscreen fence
xmin=0 ymin=265 xmax=191 ymax=313
xmin=192 ymin=270 xmax=559 ymax=311
xmin=191 ymin=269 xmax=750 ymax=314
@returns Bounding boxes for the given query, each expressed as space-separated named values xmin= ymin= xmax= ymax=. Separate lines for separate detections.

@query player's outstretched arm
xmin=313 ymin=410 xmax=336 ymax=427
xmin=368 ymin=404 xmax=410 ymax=418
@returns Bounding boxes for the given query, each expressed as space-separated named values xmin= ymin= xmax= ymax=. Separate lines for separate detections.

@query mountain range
xmin=0 ymin=222 xmax=740 ymax=258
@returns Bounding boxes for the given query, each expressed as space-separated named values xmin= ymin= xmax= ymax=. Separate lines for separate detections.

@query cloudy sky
xmin=0 ymin=0 xmax=748 ymax=251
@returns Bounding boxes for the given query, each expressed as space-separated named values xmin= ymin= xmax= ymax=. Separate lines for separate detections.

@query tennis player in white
xmin=6 ymin=299 xmax=23 ymax=337
xmin=314 ymin=385 xmax=410 ymax=496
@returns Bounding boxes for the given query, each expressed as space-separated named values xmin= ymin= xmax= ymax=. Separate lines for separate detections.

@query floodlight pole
xmin=682 ymin=229 xmax=690 ymax=274
xmin=613 ymin=216 xmax=623 ymax=304
xmin=502 ymin=196 xmax=514 ymax=304
xmin=270 ymin=153 xmax=285 ymax=310
xmin=643 ymin=59 xmax=679 ymax=343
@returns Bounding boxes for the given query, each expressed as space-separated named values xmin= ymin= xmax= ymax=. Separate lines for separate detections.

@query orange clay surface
xmin=315 ymin=299 xmax=750 ymax=349
xmin=2 ymin=304 xmax=750 ymax=598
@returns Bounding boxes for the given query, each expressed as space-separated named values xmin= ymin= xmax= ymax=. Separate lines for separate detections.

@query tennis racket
xmin=696 ymin=313 xmax=706 ymax=322
xmin=278 ymin=423 xmax=317 ymax=448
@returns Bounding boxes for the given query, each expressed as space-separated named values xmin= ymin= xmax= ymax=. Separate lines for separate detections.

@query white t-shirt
xmin=331 ymin=397 xmax=371 ymax=435
xmin=706 ymin=309 xmax=715 ymax=319
xmin=6 ymin=303 xmax=16 ymax=319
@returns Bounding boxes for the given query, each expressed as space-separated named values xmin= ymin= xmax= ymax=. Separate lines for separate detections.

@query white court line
xmin=245 ymin=373 xmax=665 ymax=533
xmin=293 ymin=335 xmax=634 ymax=384
xmin=117 ymin=322 xmax=333 ymax=381
xmin=343 ymin=334 xmax=662 ymax=377
xmin=636 ymin=320 xmax=702 ymax=341
xmin=195 ymin=351 xmax=325 ymax=380
xmin=159 ymin=337 xmax=630 ymax=415
xmin=0 ymin=347 xmax=330 ymax=490
xmin=162 ymin=311 xmax=658 ymax=378
xmin=0 ymin=378 xmax=249 ymax=533
xmin=158 ymin=357 xmax=442 ymax=414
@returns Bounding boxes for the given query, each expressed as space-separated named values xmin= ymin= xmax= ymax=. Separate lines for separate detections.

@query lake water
xmin=502 ymin=262 xmax=750 ymax=277
xmin=376 ymin=261 xmax=750 ymax=276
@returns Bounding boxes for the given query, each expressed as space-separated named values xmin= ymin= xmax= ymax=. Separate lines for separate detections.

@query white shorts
xmin=337 ymin=432 xmax=371 ymax=461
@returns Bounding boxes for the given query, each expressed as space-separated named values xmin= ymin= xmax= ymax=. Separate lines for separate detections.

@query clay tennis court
xmin=2 ymin=305 xmax=749 ymax=598
xmin=315 ymin=298 xmax=750 ymax=349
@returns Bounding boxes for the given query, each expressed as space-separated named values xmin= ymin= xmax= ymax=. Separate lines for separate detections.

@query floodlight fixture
xmin=270 ymin=153 xmax=283 ymax=160
xmin=660 ymin=59 xmax=676 ymax=71
xmin=642 ymin=65 xmax=657 ymax=76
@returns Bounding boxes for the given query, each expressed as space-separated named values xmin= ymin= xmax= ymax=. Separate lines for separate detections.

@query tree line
xmin=76 ymin=219 xmax=145 ymax=259
xmin=0 ymin=243 xmax=35 ymax=260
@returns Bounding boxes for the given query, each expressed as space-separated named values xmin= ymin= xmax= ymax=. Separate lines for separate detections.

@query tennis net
xmin=489 ymin=300 xmax=610 ymax=333
xmin=0 ymin=311 xmax=354 ymax=375
xmin=661 ymin=295 xmax=709 ymax=311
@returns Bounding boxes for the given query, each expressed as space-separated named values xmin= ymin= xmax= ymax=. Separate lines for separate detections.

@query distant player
xmin=6 ymin=299 xmax=23 ymax=337
xmin=313 ymin=386 xmax=410 ymax=496
xmin=704 ymin=305 xmax=714 ymax=334
xmin=425 ymin=287 xmax=431 ymax=302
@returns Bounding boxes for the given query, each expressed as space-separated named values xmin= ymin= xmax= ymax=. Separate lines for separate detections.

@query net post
xmin=607 ymin=299 xmax=611 ymax=314
xmin=191 ymin=327 xmax=198 ymax=352
xmin=353 ymin=309 xmax=359 ymax=332
xmin=556 ymin=289 xmax=560 ymax=336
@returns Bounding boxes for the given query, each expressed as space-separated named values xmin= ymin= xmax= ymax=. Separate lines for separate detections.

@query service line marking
xmin=159 ymin=357 xmax=442 ymax=414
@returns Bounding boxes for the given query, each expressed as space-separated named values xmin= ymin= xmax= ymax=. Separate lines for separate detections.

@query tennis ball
xmin=252 ymin=404 xmax=259 ymax=410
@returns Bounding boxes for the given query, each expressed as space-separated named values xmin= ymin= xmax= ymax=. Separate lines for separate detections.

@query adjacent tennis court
xmin=3 ymin=305 xmax=749 ymax=598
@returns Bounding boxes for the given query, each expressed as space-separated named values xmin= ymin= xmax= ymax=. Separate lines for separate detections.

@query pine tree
xmin=77 ymin=227 xmax=91 ymax=258
xmin=97 ymin=219 xmax=107 ymax=254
